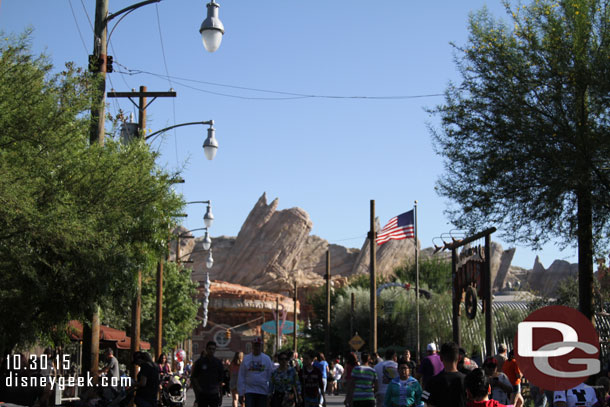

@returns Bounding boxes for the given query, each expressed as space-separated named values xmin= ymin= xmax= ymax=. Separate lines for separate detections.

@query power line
xmin=115 ymin=66 xmax=446 ymax=101
xmin=67 ymin=0 xmax=88 ymax=55
xmin=155 ymin=4 xmax=180 ymax=166
xmin=79 ymin=0 xmax=94 ymax=32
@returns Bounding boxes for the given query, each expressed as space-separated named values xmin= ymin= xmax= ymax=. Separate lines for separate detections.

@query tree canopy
xmin=430 ymin=0 xmax=610 ymax=319
xmin=0 ymin=32 xmax=184 ymax=352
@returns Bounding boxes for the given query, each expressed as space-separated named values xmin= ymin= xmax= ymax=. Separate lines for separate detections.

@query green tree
xmin=394 ymin=256 xmax=452 ymax=293
xmin=0 ymin=32 xmax=183 ymax=353
xmin=430 ymin=0 xmax=610 ymax=320
xmin=142 ymin=261 xmax=200 ymax=353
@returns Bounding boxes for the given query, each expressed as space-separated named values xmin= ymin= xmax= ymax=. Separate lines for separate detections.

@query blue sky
xmin=0 ymin=1 xmax=578 ymax=269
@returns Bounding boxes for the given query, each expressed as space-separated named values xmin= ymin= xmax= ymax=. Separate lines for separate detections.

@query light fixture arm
xmin=106 ymin=0 xmax=161 ymax=25
xmin=178 ymin=227 xmax=208 ymax=238
xmin=105 ymin=0 xmax=162 ymax=43
xmin=145 ymin=121 xmax=214 ymax=141
xmin=186 ymin=200 xmax=211 ymax=205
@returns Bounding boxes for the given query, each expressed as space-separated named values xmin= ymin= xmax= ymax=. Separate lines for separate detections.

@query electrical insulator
xmin=226 ymin=328 xmax=231 ymax=339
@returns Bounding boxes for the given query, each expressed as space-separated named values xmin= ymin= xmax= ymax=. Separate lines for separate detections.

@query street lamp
xmin=200 ymin=0 xmax=225 ymax=53
xmin=206 ymin=248 xmax=214 ymax=269
xmin=204 ymin=203 xmax=214 ymax=228
xmin=186 ymin=200 xmax=215 ymax=229
xmin=203 ymin=125 xmax=218 ymax=160
xmin=202 ymin=228 xmax=212 ymax=250
xmin=123 ymin=119 xmax=219 ymax=161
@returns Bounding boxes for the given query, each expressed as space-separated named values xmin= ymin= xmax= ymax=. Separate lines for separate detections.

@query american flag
xmin=376 ymin=210 xmax=415 ymax=245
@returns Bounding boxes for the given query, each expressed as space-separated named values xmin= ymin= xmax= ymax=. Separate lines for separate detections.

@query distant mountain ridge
xmin=171 ymin=193 xmax=577 ymax=296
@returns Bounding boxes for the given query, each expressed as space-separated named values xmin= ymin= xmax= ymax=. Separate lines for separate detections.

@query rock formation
xmin=171 ymin=193 xmax=576 ymax=297
xmin=526 ymin=256 xmax=578 ymax=297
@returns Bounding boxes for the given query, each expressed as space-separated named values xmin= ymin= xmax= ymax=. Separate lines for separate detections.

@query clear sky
xmin=0 ymin=0 xmax=578 ymax=269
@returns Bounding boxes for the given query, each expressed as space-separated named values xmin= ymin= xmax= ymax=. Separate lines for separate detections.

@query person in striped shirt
xmin=346 ymin=352 xmax=378 ymax=407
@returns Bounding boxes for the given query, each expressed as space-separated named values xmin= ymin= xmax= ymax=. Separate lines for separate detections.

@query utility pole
xmin=275 ymin=298 xmax=280 ymax=354
xmin=293 ymin=279 xmax=298 ymax=355
xmin=325 ymin=250 xmax=331 ymax=358
xmin=369 ymin=200 xmax=377 ymax=354
xmin=91 ymin=0 xmax=108 ymax=145
xmin=350 ymin=292 xmax=355 ymax=337
xmin=82 ymin=0 xmax=109 ymax=382
xmin=156 ymin=260 xmax=163 ymax=360
xmin=107 ymin=86 xmax=176 ymax=379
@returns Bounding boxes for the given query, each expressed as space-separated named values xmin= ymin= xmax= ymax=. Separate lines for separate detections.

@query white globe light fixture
xmin=203 ymin=124 xmax=218 ymax=161
xmin=200 ymin=0 xmax=224 ymax=53
xmin=206 ymin=249 xmax=214 ymax=269
xmin=203 ymin=228 xmax=212 ymax=251
xmin=203 ymin=203 xmax=214 ymax=228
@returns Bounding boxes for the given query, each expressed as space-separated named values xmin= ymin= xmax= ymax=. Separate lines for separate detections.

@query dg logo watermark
xmin=514 ymin=305 xmax=600 ymax=390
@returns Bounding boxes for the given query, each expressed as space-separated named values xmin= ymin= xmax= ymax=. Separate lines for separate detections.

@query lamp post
xmin=85 ymin=0 xmax=224 ymax=377
xmin=90 ymin=0 xmax=225 ymax=145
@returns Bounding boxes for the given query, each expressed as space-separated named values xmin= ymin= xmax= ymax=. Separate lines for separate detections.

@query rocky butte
xmin=171 ymin=193 xmax=577 ymax=296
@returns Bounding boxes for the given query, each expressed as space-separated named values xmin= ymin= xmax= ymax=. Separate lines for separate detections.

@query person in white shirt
xmin=238 ymin=337 xmax=274 ymax=407
xmin=330 ymin=359 xmax=344 ymax=395
xmin=553 ymin=382 xmax=599 ymax=407
xmin=374 ymin=349 xmax=398 ymax=407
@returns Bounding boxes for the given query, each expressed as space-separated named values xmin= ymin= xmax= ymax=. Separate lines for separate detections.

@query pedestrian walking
xmin=501 ymin=351 xmax=522 ymax=395
xmin=493 ymin=345 xmax=507 ymax=373
xmin=343 ymin=353 xmax=359 ymax=407
xmin=374 ymin=349 xmax=398 ymax=407
xmin=133 ymin=351 xmax=160 ymax=407
xmin=401 ymin=350 xmax=416 ymax=374
xmin=191 ymin=341 xmax=224 ymax=407
xmin=421 ymin=342 xmax=467 ymax=407
xmin=300 ymin=351 xmax=326 ymax=407
xmin=330 ymin=359 xmax=344 ymax=395
xmin=238 ymin=337 xmax=274 ymax=407
xmin=269 ymin=351 xmax=301 ymax=407
xmin=464 ymin=368 xmax=523 ymax=407
xmin=482 ymin=358 xmax=512 ymax=405
xmin=314 ymin=353 xmax=330 ymax=396
xmin=345 ymin=352 xmax=377 ymax=407
xmin=383 ymin=358 xmax=422 ymax=407
xmin=417 ymin=343 xmax=443 ymax=390
xmin=230 ymin=352 xmax=245 ymax=407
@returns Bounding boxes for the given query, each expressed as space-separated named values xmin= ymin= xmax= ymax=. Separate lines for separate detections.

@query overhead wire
xmin=68 ymin=0 xmax=89 ymax=56
xmin=155 ymin=4 xmax=181 ymax=170
xmin=115 ymin=66 xmax=446 ymax=101
xmin=79 ymin=0 xmax=94 ymax=31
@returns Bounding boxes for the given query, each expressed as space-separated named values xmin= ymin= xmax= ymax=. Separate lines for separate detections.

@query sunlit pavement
xmin=185 ymin=389 xmax=346 ymax=407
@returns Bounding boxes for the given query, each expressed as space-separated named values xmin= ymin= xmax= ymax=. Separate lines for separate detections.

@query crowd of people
xmin=182 ymin=339 xmax=610 ymax=407
xmin=2 ymin=340 xmax=608 ymax=407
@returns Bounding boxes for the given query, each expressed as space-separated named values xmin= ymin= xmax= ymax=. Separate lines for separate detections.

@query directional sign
xmin=348 ymin=334 xmax=365 ymax=351
xmin=261 ymin=320 xmax=295 ymax=335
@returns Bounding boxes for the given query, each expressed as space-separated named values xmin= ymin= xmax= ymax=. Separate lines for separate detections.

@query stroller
xmin=159 ymin=374 xmax=186 ymax=407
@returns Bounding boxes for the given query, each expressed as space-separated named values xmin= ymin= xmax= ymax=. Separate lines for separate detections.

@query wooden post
xmin=325 ymin=250 xmax=331 ymax=358
xmin=369 ymin=200 xmax=377 ymax=354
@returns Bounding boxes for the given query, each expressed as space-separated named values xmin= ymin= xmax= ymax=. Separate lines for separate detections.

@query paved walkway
xmin=186 ymin=389 xmax=346 ymax=407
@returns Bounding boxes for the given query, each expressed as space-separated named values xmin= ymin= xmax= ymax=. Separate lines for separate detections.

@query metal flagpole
xmin=414 ymin=201 xmax=420 ymax=362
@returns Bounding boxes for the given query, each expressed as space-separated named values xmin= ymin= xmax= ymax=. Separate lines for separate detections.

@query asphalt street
xmin=185 ymin=389 xmax=346 ymax=407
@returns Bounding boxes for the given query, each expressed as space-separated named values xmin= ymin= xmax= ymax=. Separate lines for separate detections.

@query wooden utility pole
xmin=90 ymin=0 xmax=108 ymax=145
xmin=82 ymin=0 xmax=109 ymax=382
xmin=484 ymin=233 xmax=492 ymax=356
xmin=369 ymin=200 xmax=377 ymax=354
xmin=155 ymin=261 xmax=163 ymax=359
xmin=325 ymin=250 xmax=331 ymax=358
xmin=293 ymin=280 xmax=298 ymax=354
xmin=350 ymin=292 xmax=355 ymax=337
xmin=276 ymin=298 xmax=280 ymax=354
xmin=107 ymin=86 xmax=176 ymax=378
